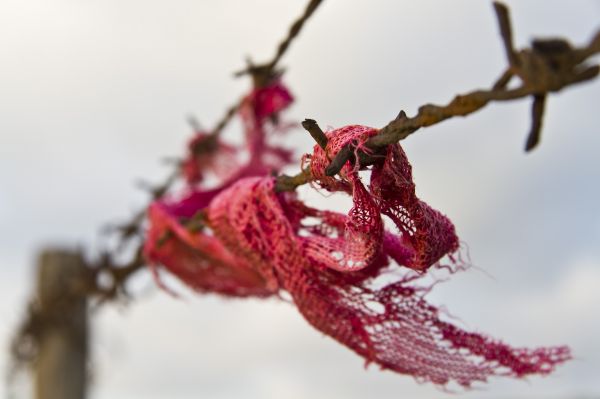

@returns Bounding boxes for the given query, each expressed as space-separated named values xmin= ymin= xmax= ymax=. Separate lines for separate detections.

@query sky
xmin=0 ymin=0 xmax=599 ymax=398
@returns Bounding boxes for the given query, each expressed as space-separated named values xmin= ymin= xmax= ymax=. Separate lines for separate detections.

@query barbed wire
xmin=275 ymin=2 xmax=600 ymax=191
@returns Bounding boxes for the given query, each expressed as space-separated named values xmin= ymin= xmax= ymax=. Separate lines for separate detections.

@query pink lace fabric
xmin=145 ymin=122 xmax=571 ymax=386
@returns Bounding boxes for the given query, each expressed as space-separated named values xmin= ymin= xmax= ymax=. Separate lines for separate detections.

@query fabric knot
xmin=308 ymin=125 xmax=378 ymax=192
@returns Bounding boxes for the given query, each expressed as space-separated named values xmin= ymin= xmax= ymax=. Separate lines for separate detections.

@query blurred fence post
xmin=35 ymin=249 xmax=88 ymax=399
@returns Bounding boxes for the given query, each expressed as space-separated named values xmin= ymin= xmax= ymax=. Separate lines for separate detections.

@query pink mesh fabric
xmin=145 ymin=122 xmax=570 ymax=386
xmin=308 ymin=124 xmax=378 ymax=193
xmin=299 ymin=175 xmax=383 ymax=272
xmin=144 ymin=196 xmax=274 ymax=297
xmin=182 ymin=132 xmax=239 ymax=185
xmin=182 ymin=81 xmax=294 ymax=188
xmin=145 ymin=80 xmax=296 ymax=293
xmin=247 ymin=80 xmax=294 ymax=122
xmin=370 ymin=144 xmax=460 ymax=271
xmin=308 ymin=125 xmax=459 ymax=271
xmin=240 ymin=80 xmax=294 ymax=173
xmin=206 ymin=176 xmax=570 ymax=387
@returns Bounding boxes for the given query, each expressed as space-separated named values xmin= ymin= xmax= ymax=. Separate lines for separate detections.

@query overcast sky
xmin=1 ymin=1 xmax=599 ymax=398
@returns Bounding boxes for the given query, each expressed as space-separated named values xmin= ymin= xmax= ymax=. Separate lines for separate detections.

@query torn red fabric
xmin=206 ymin=176 xmax=570 ymax=387
xmin=144 ymin=80 xmax=296 ymax=293
xmin=182 ymin=80 xmax=294 ymax=189
xmin=247 ymin=80 xmax=294 ymax=123
xmin=144 ymin=193 xmax=275 ymax=297
xmin=240 ymin=80 xmax=294 ymax=173
xmin=182 ymin=132 xmax=239 ymax=185
xmin=308 ymin=125 xmax=460 ymax=271
xmin=145 ymin=124 xmax=570 ymax=387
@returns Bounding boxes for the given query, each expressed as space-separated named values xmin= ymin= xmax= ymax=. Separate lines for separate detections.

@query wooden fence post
xmin=34 ymin=249 xmax=88 ymax=399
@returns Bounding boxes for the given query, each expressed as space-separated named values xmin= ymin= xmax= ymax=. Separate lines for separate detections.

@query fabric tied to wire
xmin=246 ymin=80 xmax=294 ymax=123
xmin=145 ymin=80 xmax=297 ymax=294
xmin=144 ymin=124 xmax=570 ymax=387
xmin=182 ymin=80 xmax=294 ymax=187
xmin=307 ymin=125 xmax=461 ymax=271
xmin=182 ymin=132 xmax=239 ymax=185
xmin=240 ymin=80 xmax=295 ymax=173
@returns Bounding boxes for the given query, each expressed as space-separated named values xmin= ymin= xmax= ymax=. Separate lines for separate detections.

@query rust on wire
xmin=275 ymin=1 xmax=600 ymax=190
xmin=302 ymin=118 xmax=328 ymax=150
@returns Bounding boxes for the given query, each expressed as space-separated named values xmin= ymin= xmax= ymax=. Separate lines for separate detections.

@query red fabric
xmin=205 ymin=175 xmax=569 ymax=386
xmin=248 ymin=81 xmax=294 ymax=122
xmin=182 ymin=81 xmax=294 ymax=187
xmin=182 ymin=132 xmax=239 ymax=185
xmin=308 ymin=125 xmax=459 ymax=271
xmin=145 ymin=198 xmax=273 ymax=297
xmin=240 ymin=81 xmax=294 ymax=172
xmin=145 ymin=120 xmax=570 ymax=386
xmin=144 ymin=80 xmax=295 ymax=292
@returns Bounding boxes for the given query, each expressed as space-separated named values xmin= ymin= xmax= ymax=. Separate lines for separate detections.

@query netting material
xmin=145 ymin=80 xmax=295 ymax=293
xmin=182 ymin=132 xmax=239 ymax=185
xmin=205 ymin=174 xmax=569 ymax=386
xmin=307 ymin=125 xmax=460 ymax=271
xmin=239 ymin=80 xmax=295 ymax=174
xmin=145 ymin=113 xmax=571 ymax=385
xmin=144 ymin=203 xmax=271 ymax=297
xmin=181 ymin=80 xmax=294 ymax=188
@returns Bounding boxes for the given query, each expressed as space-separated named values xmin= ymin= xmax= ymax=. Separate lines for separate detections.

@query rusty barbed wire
xmin=275 ymin=2 xmax=600 ymax=191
